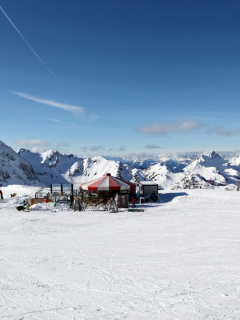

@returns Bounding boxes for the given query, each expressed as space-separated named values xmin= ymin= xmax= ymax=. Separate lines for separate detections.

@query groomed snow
xmin=0 ymin=186 xmax=240 ymax=319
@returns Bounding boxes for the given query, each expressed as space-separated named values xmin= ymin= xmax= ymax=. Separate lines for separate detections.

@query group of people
xmin=69 ymin=194 xmax=83 ymax=211
xmin=16 ymin=199 xmax=31 ymax=211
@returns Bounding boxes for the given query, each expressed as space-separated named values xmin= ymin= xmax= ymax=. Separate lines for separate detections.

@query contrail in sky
xmin=12 ymin=91 xmax=84 ymax=114
xmin=0 ymin=6 xmax=57 ymax=78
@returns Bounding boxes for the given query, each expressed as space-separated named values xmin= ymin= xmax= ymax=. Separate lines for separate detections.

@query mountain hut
xmin=138 ymin=181 xmax=158 ymax=201
xmin=80 ymin=173 xmax=136 ymax=208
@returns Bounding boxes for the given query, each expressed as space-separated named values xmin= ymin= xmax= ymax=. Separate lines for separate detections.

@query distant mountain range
xmin=0 ymin=139 xmax=240 ymax=190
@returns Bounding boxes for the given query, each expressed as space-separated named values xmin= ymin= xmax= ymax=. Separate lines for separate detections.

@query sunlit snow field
xmin=0 ymin=185 xmax=240 ymax=319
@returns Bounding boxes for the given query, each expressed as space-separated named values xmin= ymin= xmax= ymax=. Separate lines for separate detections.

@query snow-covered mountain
xmin=142 ymin=163 xmax=179 ymax=189
xmin=183 ymin=151 xmax=227 ymax=185
xmin=138 ymin=151 xmax=240 ymax=190
xmin=17 ymin=148 xmax=144 ymax=187
xmin=183 ymin=151 xmax=240 ymax=187
xmin=0 ymin=141 xmax=39 ymax=185
xmin=179 ymin=151 xmax=240 ymax=189
xmin=1 ymin=139 xmax=240 ymax=190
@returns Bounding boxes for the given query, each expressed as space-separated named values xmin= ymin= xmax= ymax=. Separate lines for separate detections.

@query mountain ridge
xmin=0 ymin=140 xmax=240 ymax=190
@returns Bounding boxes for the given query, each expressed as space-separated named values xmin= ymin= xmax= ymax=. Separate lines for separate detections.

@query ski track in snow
xmin=0 ymin=187 xmax=240 ymax=319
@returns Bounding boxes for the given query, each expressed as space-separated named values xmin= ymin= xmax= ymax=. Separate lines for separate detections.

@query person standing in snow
xmin=73 ymin=197 xmax=78 ymax=211
xmin=0 ymin=190 xmax=3 ymax=200
xmin=69 ymin=193 xmax=74 ymax=209
xmin=132 ymin=197 xmax=136 ymax=209
xmin=78 ymin=199 xmax=82 ymax=211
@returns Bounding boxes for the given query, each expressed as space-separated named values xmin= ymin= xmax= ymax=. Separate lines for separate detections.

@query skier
xmin=0 ymin=190 xmax=3 ymax=200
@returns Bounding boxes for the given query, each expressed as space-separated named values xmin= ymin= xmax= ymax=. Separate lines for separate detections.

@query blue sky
xmin=0 ymin=0 xmax=240 ymax=157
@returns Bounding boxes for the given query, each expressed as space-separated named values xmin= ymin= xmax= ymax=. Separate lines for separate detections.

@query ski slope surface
xmin=0 ymin=186 xmax=240 ymax=319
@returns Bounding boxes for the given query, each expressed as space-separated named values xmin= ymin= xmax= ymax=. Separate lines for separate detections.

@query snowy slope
xmin=18 ymin=149 xmax=141 ymax=186
xmin=182 ymin=151 xmax=240 ymax=187
xmin=18 ymin=149 xmax=84 ymax=185
xmin=143 ymin=163 xmax=180 ymax=189
xmin=0 ymin=140 xmax=39 ymax=186
xmin=1 ymin=186 xmax=240 ymax=319
xmin=142 ymin=151 xmax=240 ymax=190
xmin=229 ymin=155 xmax=240 ymax=166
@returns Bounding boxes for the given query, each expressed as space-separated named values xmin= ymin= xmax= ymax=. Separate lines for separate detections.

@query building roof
xmin=80 ymin=173 xmax=136 ymax=191
xmin=139 ymin=181 xmax=158 ymax=186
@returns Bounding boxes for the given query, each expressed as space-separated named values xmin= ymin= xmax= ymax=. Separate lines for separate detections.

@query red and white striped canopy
xmin=80 ymin=173 xmax=136 ymax=191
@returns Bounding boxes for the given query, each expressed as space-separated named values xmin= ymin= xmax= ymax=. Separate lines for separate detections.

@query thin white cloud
xmin=16 ymin=139 xmax=52 ymax=153
xmin=51 ymin=118 xmax=64 ymax=123
xmin=90 ymin=145 xmax=105 ymax=151
xmin=57 ymin=142 xmax=70 ymax=147
xmin=16 ymin=139 xmax=71 ymax=153
xmin=30 ymin=146 xmax=50 ymax=153
xmin=136 ymin=119 xmax=202 ymax=136
xmin=144 ymin=144 xmax=165 ymax=149
xmin=208 ymin=126 xmax=240 ymax=137
xmin=50 ymin=118 xmax=76 ymax=126
xmin=0 ymin=6 xmax=56 ymax=78
xmin=13 ymin=91 xmax=84 ymax=114
xmin=16 ymin=139 xmax=51 ymax=147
